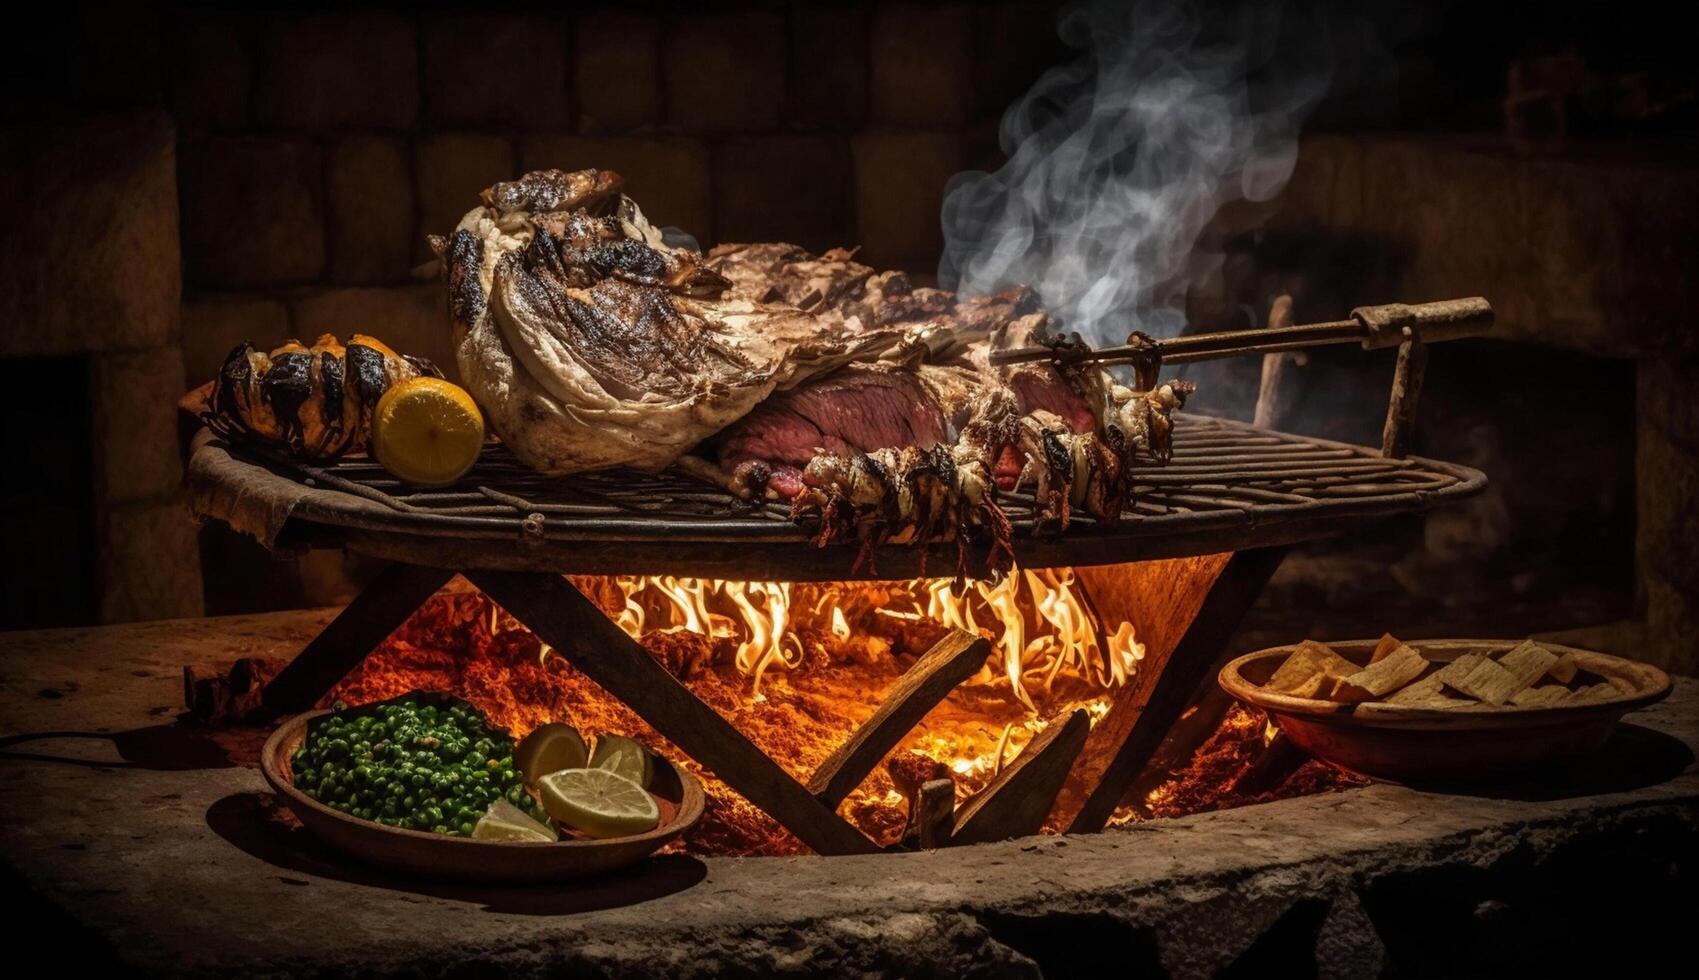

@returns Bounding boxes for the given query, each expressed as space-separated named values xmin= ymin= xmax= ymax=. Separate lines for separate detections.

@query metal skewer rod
xmin=987 ymin=297 xmax=1493 ymax=367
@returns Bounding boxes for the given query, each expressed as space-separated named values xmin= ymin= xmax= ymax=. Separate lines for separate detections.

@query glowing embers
xmin=575 ymin=567 xmax=1145 ymax=709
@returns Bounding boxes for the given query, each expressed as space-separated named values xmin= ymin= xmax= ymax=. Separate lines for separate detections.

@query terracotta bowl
xmin=1219 ymin=639 xmax=1672 ymax=785
xmin=261 ymin=709 xmax=704 ymax=883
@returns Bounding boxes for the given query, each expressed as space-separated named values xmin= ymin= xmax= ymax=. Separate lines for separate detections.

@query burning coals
xmin=326 ymin=576 xmax=1355 ymax=855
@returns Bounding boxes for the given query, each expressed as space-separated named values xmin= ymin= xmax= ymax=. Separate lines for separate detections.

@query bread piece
xmin=1547 ymin=652 xmax=1579 ymax=685
xmin=1333 ymin=644 xmax=1430 ymax=702
xmin=1432 ymin=653 xmax=1488 ymax=697
xmin=1369 ymin=633 xmax=1403 ymax=664
xmin=1384 ymin=673 xmax=1445 ymax=705
xmin=1447 ymin=657 xmax=1522 ymax=704
xmin=1265 ymin=640 xmax=1359 ymax=696
xmin=1510 ymin=685 xmax=1569 ymax=707
xmin=1493 ymin=641 xmax=1559 ymax=699
xmin=1568 ymin=682 xmax=1621 ymax=704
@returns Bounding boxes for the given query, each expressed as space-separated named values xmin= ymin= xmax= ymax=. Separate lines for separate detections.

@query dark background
xmin=1 ymin=1 xmax=1695 ymax=675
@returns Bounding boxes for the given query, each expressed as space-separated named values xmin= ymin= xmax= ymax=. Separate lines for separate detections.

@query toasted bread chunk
xmin=1547 ymin=652 xmax=1579 ymax=685
xmin=1265 ymin=640 xmax=1359 ymax=696
xmin=1369 ymin=633 xmax=1403 ymax=664
xmin=1384 ymin=673 xmax=1445 ymax=705
xmin=1568 ymin=682 xmax=1620 ymax=704
xmin=1493 ymin=641 xmax=1559 ymax=699
xmin=1510 ymin=685 xmax=1569 ymax=707
xmin=1432 ymin=653 xmax=1488 ymax=696
xmin=1334 ymin=644 xmax=1430 ymax=702
xmin=1448 ymin=657 xmax=1521 ymax=704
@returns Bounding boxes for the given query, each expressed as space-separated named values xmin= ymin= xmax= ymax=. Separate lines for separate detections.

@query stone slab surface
xmin=1 ymin=611 xmax=1695 ymax=978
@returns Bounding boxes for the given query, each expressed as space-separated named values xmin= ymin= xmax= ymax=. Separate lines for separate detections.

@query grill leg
xmin=1063 ymin=545 xmax=1290 ymax=834
xmin=259 ymin=562 xmax=456 ymax=716
xmin=467 ymin=570 xmax=880 ymax=856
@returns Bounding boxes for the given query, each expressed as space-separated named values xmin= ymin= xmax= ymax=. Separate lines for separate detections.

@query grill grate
xmin=195 ymin=413 xmax=1483 ymax=579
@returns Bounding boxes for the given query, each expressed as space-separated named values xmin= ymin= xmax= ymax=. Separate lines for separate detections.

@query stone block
xmin=1637 ymin=412 xmax=1699 ymax=598
xmin=92 ymin=348 xmax=187 ymax=505
xmin=326 ymin=135 xmax=414 ymax=284
xmin=1315 ymin=136 xmax=1699 ymax=359
xmin=662 ymin=12 xmax=785 ymax=133
xmin=180 ymin=295 xmax=292 ymax=386
xmin=787 ymin=6 xmax=868 ymax=128
xmin=520 ymin=134 xmax=712 ymax=242
xmin=852 ymin=129 xmax=965 ymax=272
xmin=574 ymin=11 xmax=661 ymax=132
xmin=0 ymin=112 xmax=179 ymax=357
xmin=423 ymin=13 xmax=568 ymax=128
xmin=254 ymin=13 xmax=418 ymax=129
xmin=415 ymin=133 xmax=515 ymax=253
xmin=713 ymin=136 xmax=850 ymax=250
xmin=291 ymin=285 xmax=457 ymax=385
xmin=972 ymin=2 xmax=1064 ymax=120
xmin=870 ymin=4 xmax=973 ymax=127
xmin=168 ymin=14 xmax=250 ymax=127
xmin=1643 ymin=568 xmax=1699 ymax=677
xmin=181 ymin=136 xmax=324 ymax=288
xmin=100 ymin=496 xmax=205 ymax=623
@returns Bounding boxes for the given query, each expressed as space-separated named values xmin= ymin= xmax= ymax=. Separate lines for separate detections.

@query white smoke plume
xmin=940 ymin=0 xmax=1339 ymax=344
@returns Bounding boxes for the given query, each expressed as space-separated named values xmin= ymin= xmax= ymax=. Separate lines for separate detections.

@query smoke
xmin=940 ymin=0 xmax=1344 ymax=344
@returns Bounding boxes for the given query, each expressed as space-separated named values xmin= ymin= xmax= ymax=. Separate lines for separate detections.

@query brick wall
xmin=166 ymin=4 xmax=1065 ymax=393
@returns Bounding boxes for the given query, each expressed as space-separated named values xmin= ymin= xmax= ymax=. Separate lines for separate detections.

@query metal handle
xmin=1353 ymin=297 xmax=1493 ymax=350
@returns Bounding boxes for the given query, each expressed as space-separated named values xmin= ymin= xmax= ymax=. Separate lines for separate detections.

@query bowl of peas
xmin=260 ymin=691 xmax=703 ymax=882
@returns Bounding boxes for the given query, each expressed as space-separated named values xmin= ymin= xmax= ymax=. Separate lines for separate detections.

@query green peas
xmin=297 ymin=696 xmax=538 ymax=840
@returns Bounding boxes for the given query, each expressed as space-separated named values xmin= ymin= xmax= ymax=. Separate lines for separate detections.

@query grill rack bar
xmin=189 ymin=411 xmax=1484 ymax=581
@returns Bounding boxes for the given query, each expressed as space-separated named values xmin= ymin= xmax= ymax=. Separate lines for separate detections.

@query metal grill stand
xmin=199 ymin=298 xmax=1493 ymax=854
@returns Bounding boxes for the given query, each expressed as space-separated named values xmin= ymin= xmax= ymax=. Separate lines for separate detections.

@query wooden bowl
xmin=1219 ymin=639 xmax=1672 ymax=784
xmin=261 ymin=709 xmax=704 ymax=883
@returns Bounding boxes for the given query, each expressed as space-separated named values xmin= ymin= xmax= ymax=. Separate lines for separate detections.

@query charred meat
xmin=183 ymin=335 xmax=441 ymax=457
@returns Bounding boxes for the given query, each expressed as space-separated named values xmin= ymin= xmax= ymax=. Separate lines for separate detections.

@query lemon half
xmin=371 ymin=377 xmax=485 ymax=486
xmin=515 ymin=723 xmax=589 ymax=786
xmin=472 ymin=799 xmax=558 ymax=842
xmin=589 ymin=733 xmax=653 ymax=788
xmin=537 ymin=768 xmax=660 ymax=839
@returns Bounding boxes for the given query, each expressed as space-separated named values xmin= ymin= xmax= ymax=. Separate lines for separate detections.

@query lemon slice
xmin=537 ymin=768 xmax=660 ymax=839
xmin=589 ymin=733 xmax=653 ymax=788
xmin=472 ymin=799 xmax=558 ymax=842
xmin=371 ymin=377 xmax=485 ymax=486
xmin=515 ymin=722 xmax=589 ymax=786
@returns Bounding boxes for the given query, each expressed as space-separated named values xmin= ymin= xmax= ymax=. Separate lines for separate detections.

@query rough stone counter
xmin=2 ymin=611 xmax=1695 ymax=978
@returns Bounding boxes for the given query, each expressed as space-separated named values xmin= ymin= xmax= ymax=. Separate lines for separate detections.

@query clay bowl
xmin=1220 ymin=639 xmax=1672 ymax=785
xmin=261 ymin=709 xmax=704 ymax=883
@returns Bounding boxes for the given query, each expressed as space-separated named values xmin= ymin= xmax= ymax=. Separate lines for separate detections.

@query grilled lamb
xmin=436 ymin=168 xmax=1195 ymax=577
xmin=434 ymin=168 xmax=899 ymax=475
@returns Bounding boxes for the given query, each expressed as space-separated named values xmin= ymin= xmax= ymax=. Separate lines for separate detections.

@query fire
xmin=323 ymin=572 xmax=1356 ymax=857
xmin=576 ymin=566 xmax=1146 ymax=712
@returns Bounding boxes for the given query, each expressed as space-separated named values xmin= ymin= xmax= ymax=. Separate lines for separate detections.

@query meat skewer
xmin=181 ymin=335 xmax=442 ymax=458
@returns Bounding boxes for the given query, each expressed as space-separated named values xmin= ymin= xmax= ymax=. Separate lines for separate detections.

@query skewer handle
xmin=1353 ymin=297 xmax=1493 ymax=350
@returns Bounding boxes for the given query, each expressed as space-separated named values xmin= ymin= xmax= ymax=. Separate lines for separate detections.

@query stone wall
xmin=1215 ymin=135 xmax=1699 ymax=675
xmin=0 ymin=111 xmax=203 ymax=624
xmin=165 ymin=4 xmax=1064 ymax=393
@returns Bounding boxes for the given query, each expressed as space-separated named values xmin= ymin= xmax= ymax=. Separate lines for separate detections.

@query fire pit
xmin=185 ymin=329 xmax=1487 ymax=858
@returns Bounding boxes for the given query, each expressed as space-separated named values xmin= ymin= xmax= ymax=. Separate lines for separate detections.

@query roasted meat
xmin=436 ymin=168 xmax=1196 ymax=577
xmin=434 ymin=168 xmax=899 ymax=475
xmin=182 ymin=335 xmax=441 ymax=457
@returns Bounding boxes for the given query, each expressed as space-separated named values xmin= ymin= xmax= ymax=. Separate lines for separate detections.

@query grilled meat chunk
xmin=184 ymin=335 xmax=441 ymax=457
xmin=438 ymin=168 xmax=900 ymax=475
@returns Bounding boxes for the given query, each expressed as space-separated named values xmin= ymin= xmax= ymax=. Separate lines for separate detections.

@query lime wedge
xmin=515 ymin=722 xmax=589 ymax=785
xmin=536 ymin=768 xmax=660 ymax=839
xmin=590 ymin=733 xmax=653 ymax=788
xmin=472 ymin=799 xmax=558 ymax=842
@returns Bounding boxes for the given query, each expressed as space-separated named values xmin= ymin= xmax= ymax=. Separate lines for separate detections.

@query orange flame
xmin=578 ymin=567 xmax=1144 ymax=712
